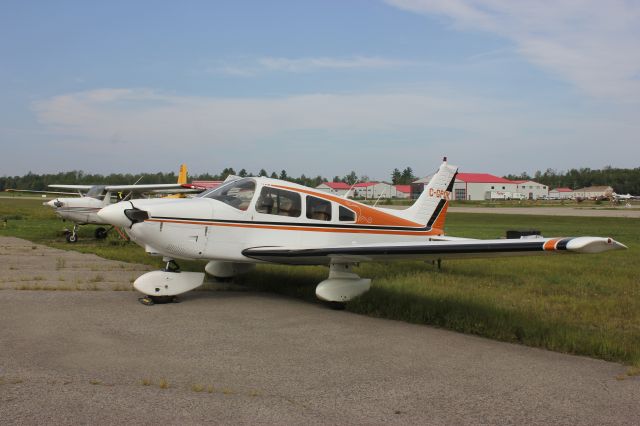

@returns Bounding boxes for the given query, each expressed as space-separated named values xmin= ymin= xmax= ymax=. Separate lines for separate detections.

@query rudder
xmin=397 ymin=157 xmax=458 ymax=231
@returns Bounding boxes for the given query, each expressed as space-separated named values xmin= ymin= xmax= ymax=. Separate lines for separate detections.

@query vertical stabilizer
xmin=396 ymin=158 xmax=458 ymax=229
xmin=177 ymin=164 xmax=188 ymax=185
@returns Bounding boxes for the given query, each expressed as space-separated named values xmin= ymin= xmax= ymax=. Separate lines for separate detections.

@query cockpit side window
xmin=255 ymin=187 xmax=301 ymax=217
xmin=201 ymin=178 xmax=255 ymax=211
xmin=339 ymin=206 xmax=356 ymax=222
xmin=306 ymin=196 xmax=332 ymax=221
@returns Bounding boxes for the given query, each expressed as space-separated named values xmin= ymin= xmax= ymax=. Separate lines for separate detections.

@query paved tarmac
xmin=1 ymin=237 xmax=639 ymax=425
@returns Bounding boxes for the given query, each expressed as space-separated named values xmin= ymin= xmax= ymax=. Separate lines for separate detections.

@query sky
xmin=1 ymin=0 xmax=639 ymax=180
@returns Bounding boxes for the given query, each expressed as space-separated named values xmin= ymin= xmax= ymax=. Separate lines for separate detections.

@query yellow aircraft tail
xmin=177 ymin=164 xmax=187 ymax=185
xmin=164 ymin=164 xmax=188 ymax=199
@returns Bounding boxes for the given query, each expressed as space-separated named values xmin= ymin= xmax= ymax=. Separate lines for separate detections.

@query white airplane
xmin=613 ymin=192 xmax=639 ymax=201
xmin=98 ymin=158 xmax=627 ymax=307
xmin=8 ymin=165 xmax=199 ymax=242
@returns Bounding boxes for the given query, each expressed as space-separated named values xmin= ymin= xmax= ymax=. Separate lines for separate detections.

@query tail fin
xmin=177 ymin=164 xmax=188 ymax=185
xmin=397 ymin=158 xmax=458 ymax=231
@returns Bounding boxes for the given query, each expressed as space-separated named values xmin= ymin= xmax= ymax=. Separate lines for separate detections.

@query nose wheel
xmin=138 ymin=295 xmax=180 ymax=306
xmin=138 ymin=259 xmax=182 ymax=305
xmin=133 ymin=259 xmax=205 ymax=306
xmin=65 ymin=225 xmax=79 ymax=243
xmin=164 ymin=259 xmax=180 ymax=272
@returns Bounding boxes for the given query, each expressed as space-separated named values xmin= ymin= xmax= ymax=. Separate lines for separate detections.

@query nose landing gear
xmin=65 ymin=225 xmax=79 ymax=243
xmin=133 ymin=258 xmax=205 ymax=306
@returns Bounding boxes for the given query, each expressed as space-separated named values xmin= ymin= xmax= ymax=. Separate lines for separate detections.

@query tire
xmin=94 ymin=227 xmax=108 ymax=239
xmin=66 ymin=233 xmax=78 ymax=243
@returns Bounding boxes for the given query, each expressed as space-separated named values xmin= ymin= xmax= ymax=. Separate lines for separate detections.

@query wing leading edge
xmin=242 ymin=236 xmax=626 ymax=265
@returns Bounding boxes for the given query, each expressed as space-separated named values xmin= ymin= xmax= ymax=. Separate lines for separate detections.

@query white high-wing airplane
xmin=98 ymin=158 xmax=627 ymax=307
xmin=8 ymin=165 xmax=199 ymax=242
xmin=46 ymin=182 xmax=200 ymax=242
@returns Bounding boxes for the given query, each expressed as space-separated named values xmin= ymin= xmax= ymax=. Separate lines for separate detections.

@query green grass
xmin=1 ymin=198 xmax=638 ymax=366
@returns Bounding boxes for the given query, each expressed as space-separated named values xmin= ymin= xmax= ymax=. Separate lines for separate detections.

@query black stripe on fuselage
xmin=555 ymin=238 xmax=574 ymax=250
xmin=150 ymin=216 xmax=435 ymax=232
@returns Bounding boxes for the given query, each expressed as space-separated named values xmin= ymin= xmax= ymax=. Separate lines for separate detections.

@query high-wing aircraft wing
xmin=48 ymin=184 xmax=95 ymax=190
xmin=104 ymin=183 xmax=187 ymax=191
xmin=242 ymin=236 xmax=626 ymax=265
xmin=5 ymin=189 xmax=81 ymax=196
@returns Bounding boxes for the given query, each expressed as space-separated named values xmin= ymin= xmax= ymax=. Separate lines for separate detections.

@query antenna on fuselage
xmin=343 ymin=179 xmax=359 ymax=199
xmin=373 ymin=185 xmax=389 ymax=207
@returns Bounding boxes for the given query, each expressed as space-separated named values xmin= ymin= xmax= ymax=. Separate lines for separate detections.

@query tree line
xmin=5 ymin=165 xmax=636 ymax=194
xmin=504 ymin=167 xmax=640 ymax=194
xmin=0 ymin=166 xmax=419 ymax=192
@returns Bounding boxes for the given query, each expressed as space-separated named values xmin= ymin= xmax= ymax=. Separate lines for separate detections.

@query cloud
xmin=385 ymin=0 xmax=640 ymax=101
xmin=210 ymin=55 xmax=418 ymax=76
xmin=32 ymin=88 xmax=509 ymax=147
xmin=29 ymin=87 xmax=640 ymax=177
xmin=257 ymin=56 xmax=416 ymax=72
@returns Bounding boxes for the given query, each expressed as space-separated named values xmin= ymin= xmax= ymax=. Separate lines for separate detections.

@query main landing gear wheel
xmin=94 ymin=227 xmax=108 ymax=239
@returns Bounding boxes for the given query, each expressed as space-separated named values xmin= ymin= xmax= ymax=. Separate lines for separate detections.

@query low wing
xmin=242 ymin=236 xmax=626 ymax=265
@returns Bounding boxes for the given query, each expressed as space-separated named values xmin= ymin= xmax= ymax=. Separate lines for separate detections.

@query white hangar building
xmin=412 ymin=173 xmax=549 ymax=201
xmin=315 ymin=182 xmax=352 ymax=197
xmin=549 ymin=187 xmax=574 ymax=199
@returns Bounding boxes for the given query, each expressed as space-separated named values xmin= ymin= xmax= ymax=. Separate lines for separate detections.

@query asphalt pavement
xmin=0 ymin=236 xmax=638 ymax=425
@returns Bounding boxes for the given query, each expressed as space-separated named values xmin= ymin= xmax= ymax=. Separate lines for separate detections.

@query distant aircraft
xmin=7 ymin=164 xmax=200 ymax=242
xmin=613 ymin=192 xmax=639 ymax=201
xmin=98 ymin=158 xmax=627 ymax=307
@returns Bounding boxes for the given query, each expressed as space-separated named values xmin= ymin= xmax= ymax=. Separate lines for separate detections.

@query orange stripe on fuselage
xmin=270 ymin=184 xmax=422 ymax=228
xmin=543 ymin=238 xmax=561 ymax=251
xmin=146 ymin=218 xmax=438 ymax=236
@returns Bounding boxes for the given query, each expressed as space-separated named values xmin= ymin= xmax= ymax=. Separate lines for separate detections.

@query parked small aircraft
xmin=613 ymin=192 xmax=639 ymax=201
xmin=98 ymin=158 xmax=626 ymax=307
xmin=8 ymin=165 xmax=198 ymax=242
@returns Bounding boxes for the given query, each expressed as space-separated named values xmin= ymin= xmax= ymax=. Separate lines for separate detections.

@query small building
xmin=453 ymin=173 xmax=517 ymax=201
xmin=393 ymin=185 xmax=412 ymax=199
xmin=352 ymin=182 xmax=395 ymax=199
xmin=511 ymin=180 xmax=549 ymax=200
xmin=316 ymin=182 xmax=352 ymax=197
xmin=412 ymin=172 xmax=548 ymax=201
xmin=549 ymin=187 xmax=574 ymax=200
xmin=573 ymin=186 xmax=613 ymax=200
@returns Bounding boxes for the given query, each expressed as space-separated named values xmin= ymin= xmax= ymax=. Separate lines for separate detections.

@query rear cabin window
xmin=255 ymin=187 xmax=301 ymax=217
xmin=339 ymin=206 xmax=356 ymax=222
xmin=306 ymin=196 xmax=332 ymax=221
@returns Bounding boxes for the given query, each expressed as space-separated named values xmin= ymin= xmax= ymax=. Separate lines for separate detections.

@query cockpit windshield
xmin=198 ymin=178 xmax=255 ymax=211
xmin=86 ymin=185 xmax=106 ymax=199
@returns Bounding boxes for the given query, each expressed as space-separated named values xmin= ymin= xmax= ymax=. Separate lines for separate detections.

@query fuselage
xmin=46 ymin=196 xmax=109 ymax=225
xmin=100 ymin=177 xmax=447 ymax=263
